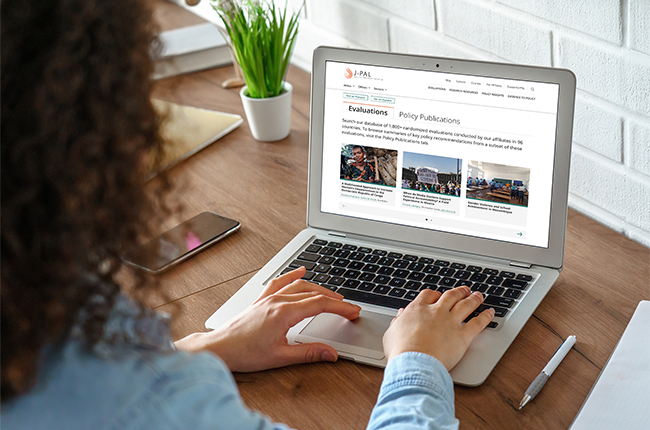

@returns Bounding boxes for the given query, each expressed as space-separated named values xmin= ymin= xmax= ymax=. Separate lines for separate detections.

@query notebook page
xmin=570 ymin=300 xmax=650 ymax=429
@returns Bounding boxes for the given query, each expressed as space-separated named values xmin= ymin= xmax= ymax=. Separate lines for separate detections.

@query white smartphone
xmin=122 ymin=211 xmax=240 ymax=273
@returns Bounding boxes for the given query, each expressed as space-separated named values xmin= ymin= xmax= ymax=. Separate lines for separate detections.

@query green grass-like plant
xmin=212 ymin=0 xmax=302 ymax=99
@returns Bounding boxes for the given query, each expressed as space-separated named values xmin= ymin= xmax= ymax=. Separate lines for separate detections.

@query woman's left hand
xmin=174 ymin=267 xmax=361 ymax=372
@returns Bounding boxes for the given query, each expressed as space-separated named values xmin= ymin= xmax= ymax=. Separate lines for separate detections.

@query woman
xmin=1 ymin=1 xmax=493 ymax=428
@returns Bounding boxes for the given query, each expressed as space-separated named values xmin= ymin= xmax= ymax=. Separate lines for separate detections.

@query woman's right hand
xmin=382 ymin=286 xmax=494 ymax=370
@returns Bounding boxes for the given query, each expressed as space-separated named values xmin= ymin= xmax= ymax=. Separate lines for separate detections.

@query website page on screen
xmin=320 ymin=61 xmax=560 ymax=248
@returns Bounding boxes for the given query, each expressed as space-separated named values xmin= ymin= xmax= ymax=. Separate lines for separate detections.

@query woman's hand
xmin=174 ymin=267 xmax=361 ymax=372
xmin=383 ymin=286 xmax=494 ymax=370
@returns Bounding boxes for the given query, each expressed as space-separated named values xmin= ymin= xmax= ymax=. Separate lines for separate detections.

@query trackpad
xmin=295 ymin=310 xmax=393 ymax=360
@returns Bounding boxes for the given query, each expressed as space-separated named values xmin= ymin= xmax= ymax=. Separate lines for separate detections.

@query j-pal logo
xmin=343 ymin=68 xmax=372 ymax=79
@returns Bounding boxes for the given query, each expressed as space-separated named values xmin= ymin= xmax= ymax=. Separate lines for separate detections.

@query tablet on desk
xmin=147 ymin=99 xmax=242 ymax=179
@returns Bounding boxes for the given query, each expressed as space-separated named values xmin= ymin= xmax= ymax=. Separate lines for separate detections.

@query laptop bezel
xmin=307 ymin=46 xmax=576 ymax=270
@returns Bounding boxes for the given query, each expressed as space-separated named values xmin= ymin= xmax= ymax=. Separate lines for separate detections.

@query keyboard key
xmin=486 ymin=275 xmax=504 ymax=285
xmin=377 ymin=266 xmax=394 ymax=276
xmin=451 ymin=262 xmax=466 ymax=269
xmin=478 ymin=304 xmax=508 ymax=317
xmin=314 ymin=264 xmax=330 ymax=273
xmin=483 ymin=268 xmax=499 ymax=275
xmin=487 ymin=321 xmax=498 ymax=328
xmin=358 ymin=273 xmax=375 ymax=282
xmin=313 ymin=274 xmax=330 ymax=283
xmin=388 ymin=278 xmax=406 ymax=288
xmin=516 ymin=274 xmax=533 ymax=282
xmin=305 ymin=244 xmax=322 ymax=253
xmin=467 ymin=265 xmax=482 ymax=272
xmin=439 ymin=267 xmax=456 ymax=277
xmin=319 ymin=256 xmax=336 ymax=265
xmin=343 ymin=279 xmax=360 ymax=289
xmin=344 ymin=270 xmax=361 ymax=279
xmin=393 ymin=260 xmax=410 ymax=269
xmin=337 ymin=288 xmax=410 ymax=309
xmin=280 ymin=268 xmax=293 ymax=275
xmin=298 ymin=252 xmax=320 ymax=262
xmin=358 ymin=247 xmax=372 ymax=253
xmin=470 ymin=272 xmax=488 ymax=282
xmin=333 ymin=258 xmax=350 ymax=267
xmin=454 ymin=270 xmax=471 ymax=280
xmin=437 ymin=286 xmax=452 ymax=293
xmin=374 ymin=275 xmax=391 ymax=285
xmin=363 ymin=254 xmax=380 ymax=263
xmin=484 ymin=295 xmax=515 ymax=308
xmin=327 ymin=276 xmax=345 ymax=286
xmin=324 ymin=285 xmax=338 ymax=293
xmin=502 ymin=279 xmax=529 ymax=290
xmin=387 ymin=252 xmax=403 ymax=259
xmin=434 ymin=260 xmax=450 ymax=266
xmin=423 ymin=265 xmax=440 ymax=274
xmin=372 ymin=249 xmax=388 ymax=256
xmin=503 ymin=289 xmax=522 ymax=299
xmin=348 ymin=261 xmax=365 ymax=270
xmin=407 ymin=272 xmax=425 ymax=281
xmin=328 ymin=242 xmax=343 ymax=248
xmin=419 ymin=257 xmax=434 ymax=264
xmin=329 ymin=267 xmax=346 ymax=276
xmin=439 ymin=277 xmax=457 ymax=287
xmin=333 ymin=249 xmax=350 ymax=258
xmin=349 ymin=252 xmax=365 ymax=261
xmin=313 ymin=239 xmax=328 ymax=245
xmin=471 ymin=283 xmax=489 ymax=293
xmin=500 ymin=271 xmax=516 ymax=279
xmin=377 ymin=257 xmax=394 ymax=266
xmin=393 ymin=269 xmax=409 ymax=278
xmin=423 ymin=274 xmax=441 ymax=284
xmin=405 ymin=290 xmax=419 ymax=300
xmin=408 ymin=262 xmax=425 ymax=272
xmin=456 ymin=280 xmax=472 ymax=287
xmin=363 ymin=264 xmax=380 ymax=273
xmin=404 ymin=280 xmax=422 ymax=290
xmin=487 ymin=286 xmax=505 ymax=296
xmin=374 ymin=285 xmax=391 ymax=295
xmin=319 ymin=247 xmax=336 ymax=256
xmin=290 ymin=260 xmax=316 ymax=270
xmin=422 ymin=284 xmax=437 ymax=291
xmin=404 ymin=254 xmax=418 ymax=261
xmin=343 ymin=244 xmax=358 ymax=251
xmin=358 ymin=282 xmax=375 ymax=291
xmin=389 ymin=288 xmax=407 ymax=298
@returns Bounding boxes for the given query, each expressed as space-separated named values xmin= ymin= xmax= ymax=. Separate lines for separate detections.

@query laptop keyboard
xmin=279 ymin=239 xmax=536 ymax=330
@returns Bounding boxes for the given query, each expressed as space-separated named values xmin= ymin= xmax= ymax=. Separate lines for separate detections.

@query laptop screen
xmin=320 ymin=60 xmax=560 ymax=249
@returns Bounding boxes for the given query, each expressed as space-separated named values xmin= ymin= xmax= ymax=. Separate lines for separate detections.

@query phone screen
xmin=123 ymin=212 xmax=240 ymax=273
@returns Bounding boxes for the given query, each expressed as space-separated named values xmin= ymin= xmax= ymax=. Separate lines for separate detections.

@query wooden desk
xmin=147 ymin=3 xmax=650 ymax=429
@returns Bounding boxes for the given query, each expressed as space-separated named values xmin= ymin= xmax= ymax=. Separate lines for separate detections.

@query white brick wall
xmin=176 ymin=0 xmax=650 ymax=247
xmin=291 ymin=0 xmax=650 ymax=248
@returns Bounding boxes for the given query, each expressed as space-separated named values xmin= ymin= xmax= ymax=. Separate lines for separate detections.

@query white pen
xmin=519 ymin=335 xmax=577 ymax=410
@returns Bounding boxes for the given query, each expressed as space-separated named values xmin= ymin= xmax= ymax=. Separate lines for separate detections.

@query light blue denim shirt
xmin=1 ymin=296 xmax=458 ymax=430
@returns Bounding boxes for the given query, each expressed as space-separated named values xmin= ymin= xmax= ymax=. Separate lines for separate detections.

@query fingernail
xmin=322 ymin=350 xmax=338 ymax=362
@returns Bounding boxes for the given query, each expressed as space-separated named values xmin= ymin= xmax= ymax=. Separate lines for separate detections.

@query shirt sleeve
xmin=366 ymin=352 xmax=459 ymax=430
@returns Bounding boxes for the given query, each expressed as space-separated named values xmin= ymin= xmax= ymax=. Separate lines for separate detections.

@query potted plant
xmin=212 ymin=0 xmax=302 ymax=142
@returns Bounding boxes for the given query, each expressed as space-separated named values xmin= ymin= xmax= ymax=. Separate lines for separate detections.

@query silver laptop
xmin=206 ymin=46 xmax=576 ymax=387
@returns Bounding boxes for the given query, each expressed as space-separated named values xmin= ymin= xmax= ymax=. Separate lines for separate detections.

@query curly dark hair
xmin=1 ymin=0 xmax=168 ymax=401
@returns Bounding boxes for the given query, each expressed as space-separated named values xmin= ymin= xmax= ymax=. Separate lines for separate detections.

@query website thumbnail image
xmin=466 ymin=161 xmax=530 ymax=207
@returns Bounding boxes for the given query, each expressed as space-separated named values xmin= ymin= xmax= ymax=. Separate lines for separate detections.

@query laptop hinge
xmin=328 ymin=231 xmax=347 ymax=238
xmin=510 ymin=261 xmax=532 ymax=269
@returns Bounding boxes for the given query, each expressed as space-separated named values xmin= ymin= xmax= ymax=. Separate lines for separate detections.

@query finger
xmin=462 ymin=308 xmax=495 ymax=339
xmin=413 ymin=288 xmax=442 ymax=305
xmin=391 ymin=307 xmax=405 ymax=325
xmin=450 ymin=291 xmax=484 ymax=319
xmin=261 ymin=267 xmax=307 ymax=297
xmin=436 ymin=286 xmax=471 ymax=311
xmin=277 ymin=279 xmax=344 ymax=301
xmin=284 ymin=295 xmax=361 ymax=327
xmin=278 ymin=342 xmax=339 ymax=366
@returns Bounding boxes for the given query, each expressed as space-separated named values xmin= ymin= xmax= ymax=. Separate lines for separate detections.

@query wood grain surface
xmin=149 ymin=2 xmax=650 ymax=429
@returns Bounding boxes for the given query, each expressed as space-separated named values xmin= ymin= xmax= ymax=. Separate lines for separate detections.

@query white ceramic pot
xmin=239 ymin=82 xmax=293 ymax=142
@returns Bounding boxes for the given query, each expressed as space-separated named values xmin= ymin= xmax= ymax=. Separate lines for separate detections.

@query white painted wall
xmin=178 ymin=0 xmax=650 ymax=247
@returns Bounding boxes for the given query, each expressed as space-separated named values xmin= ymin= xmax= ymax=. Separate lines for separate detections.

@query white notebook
xmin=570 ymin=300 xmax=650 ymax=429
